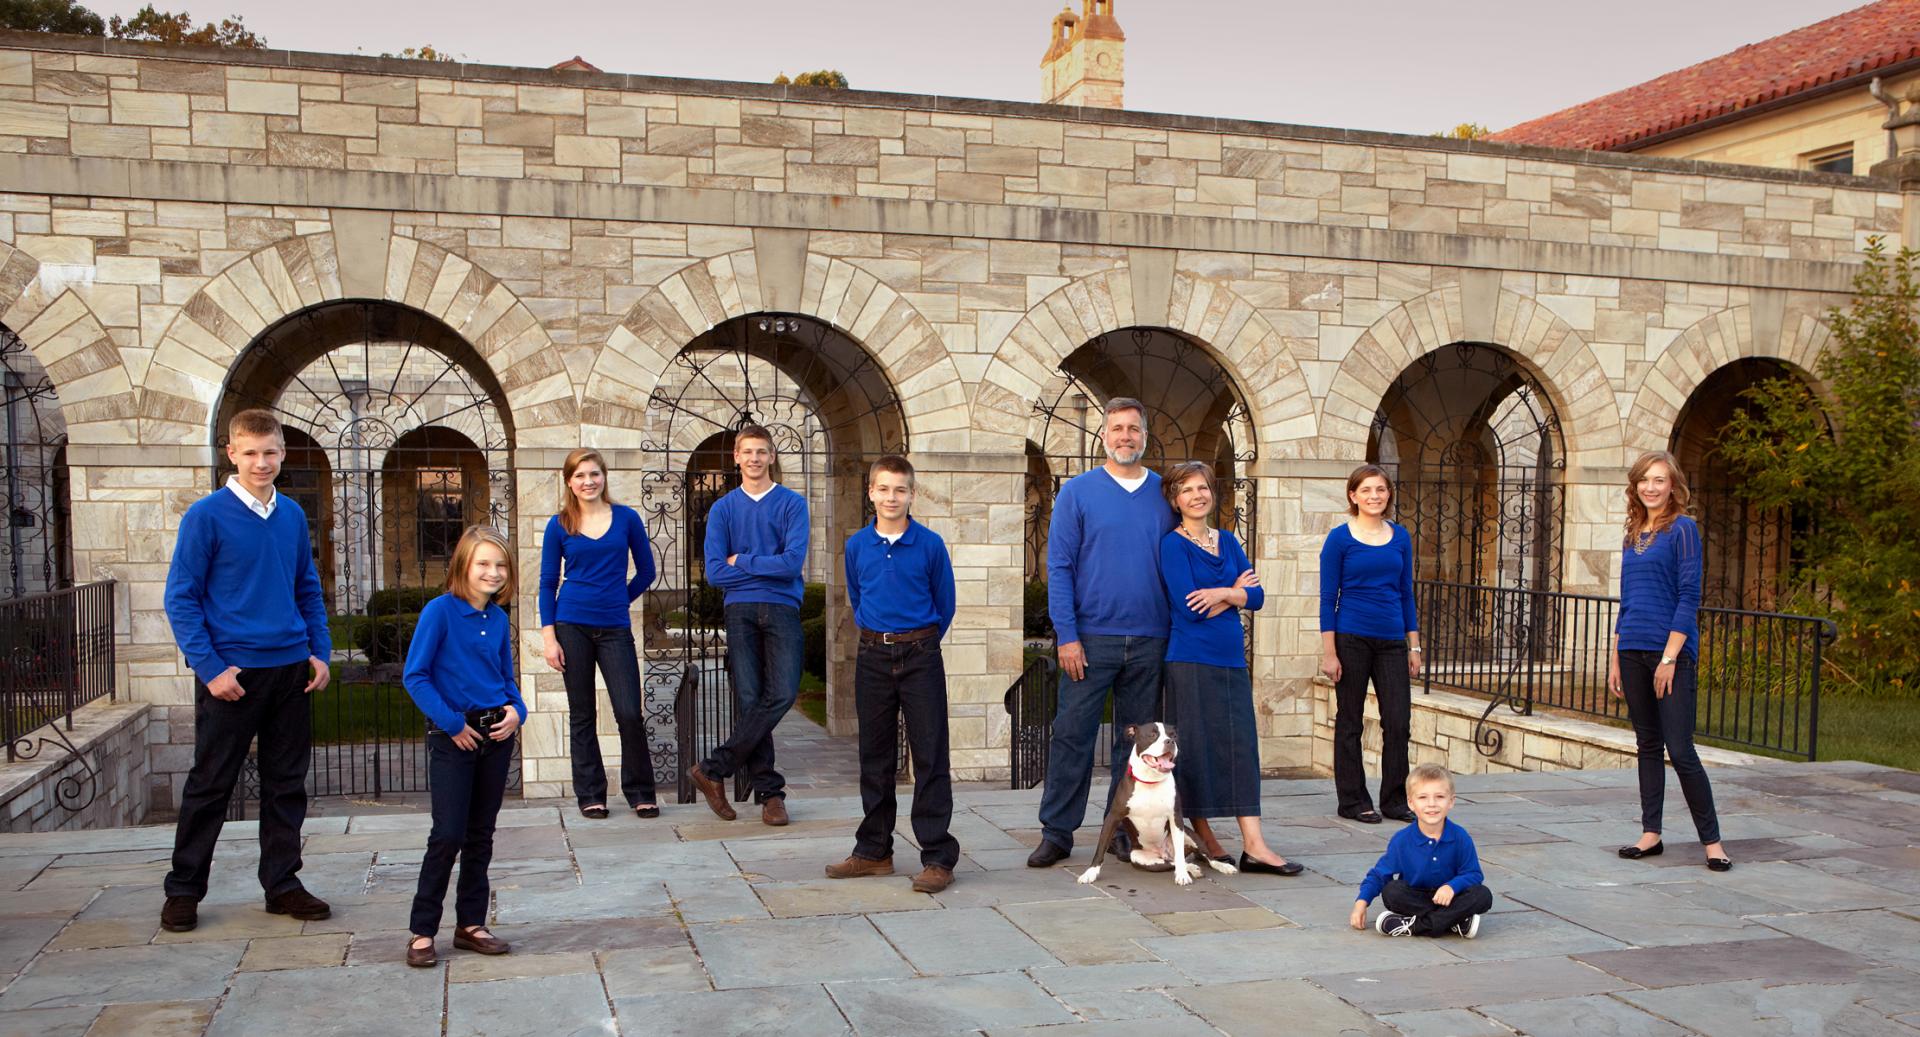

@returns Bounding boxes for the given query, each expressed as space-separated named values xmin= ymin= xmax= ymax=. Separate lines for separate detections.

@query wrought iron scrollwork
xmin=1 ymin=321 xmax=72 ymax=600
xmin=9 ymin=724 xmax=100 ymax=812
xmin=1472 ymin=617 xmax=1536 ymax=759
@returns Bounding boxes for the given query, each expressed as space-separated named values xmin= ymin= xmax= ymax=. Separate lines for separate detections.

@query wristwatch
xmin=1659 ymin=655 xmax=1675 ymax=666
xmin=1408 ymin=646 xmax=1423 ymax=654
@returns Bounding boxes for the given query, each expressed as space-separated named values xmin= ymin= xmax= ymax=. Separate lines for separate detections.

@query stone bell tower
xmin=1041 ymin=0 xmax=1125 ymax=108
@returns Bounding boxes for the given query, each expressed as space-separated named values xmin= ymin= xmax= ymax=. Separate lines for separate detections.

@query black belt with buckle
xmin=464 ymin=705 xmax=509 ymax=731
xmin=859 ymin=625 xmax=938 ymax=645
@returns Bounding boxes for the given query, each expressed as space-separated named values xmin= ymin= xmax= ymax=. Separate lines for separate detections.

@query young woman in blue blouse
xmin=538 ymin=448 xmax=658 ymax=820
xmin=1159 ymin=462 xmax=1301 ymax=876
xmin=403 ymin=526 xmax=527 ymax=967
xmin=1319 ymin=465 xmax=1422 ymax=826
xmin=1609 ymin=451 xmax=1730 ymax=872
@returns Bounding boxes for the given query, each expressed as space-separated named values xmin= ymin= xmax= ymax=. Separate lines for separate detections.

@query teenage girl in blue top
xmin=1319 ymin=464 xmax=1422 ymax=825
xmin=1609 ymin=451 xmax=1729 ymax=872
xmin=538 ymin=448 xmax=658 ymax=820
xmin=403 ymin=525 xmax=527 ymax=967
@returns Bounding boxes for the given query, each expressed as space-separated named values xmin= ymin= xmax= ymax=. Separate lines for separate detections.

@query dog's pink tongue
xmin=1152 ymin=756 xmax=1174 ymax=772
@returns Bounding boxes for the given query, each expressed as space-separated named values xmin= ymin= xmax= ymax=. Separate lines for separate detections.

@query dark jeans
xmin=1381 ymin=878 xmax=1495 ymax=936
xmin=554 ymin=622 xmax=655 ymax=808
xmin=852 ymin=638 xmax=959 ymax=869
xmin=410 ymin=728 xmax=514 ymax=936
xmin=1619 ymin=650 xmax=1721 ymax=845
xmin=1333 ymin=633 xmax=1412 ymax=817
xmin=1037 ymin=633 xmax=1166 ymax=852
xmin=165 ymin=660 xmax=311 ymax=901
xmin=703 ymin=602 xmax=803 ymax=802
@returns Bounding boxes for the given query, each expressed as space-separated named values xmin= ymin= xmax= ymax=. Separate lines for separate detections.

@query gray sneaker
xmin=1374 ymin=911 xmax=1417 ymax=937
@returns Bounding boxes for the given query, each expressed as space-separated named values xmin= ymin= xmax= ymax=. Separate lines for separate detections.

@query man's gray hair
xmin=1104 ymin=396 xmax=1148 ymax=434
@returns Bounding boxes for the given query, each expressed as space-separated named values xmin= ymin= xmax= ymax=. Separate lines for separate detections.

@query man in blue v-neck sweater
xmin=159 ymin=409 xmax=333 ymax=934
xmin=1028 ymin=398 xmax=1176 ymax=866
xmin=687 ymin=425 xmax=810 ymax=826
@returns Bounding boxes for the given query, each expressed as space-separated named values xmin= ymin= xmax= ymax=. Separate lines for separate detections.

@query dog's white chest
xmin=1126 ymin=776 xmax=1177 ymax=834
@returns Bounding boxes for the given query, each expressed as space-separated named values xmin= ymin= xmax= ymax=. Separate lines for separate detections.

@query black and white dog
xmin=1077 ymin=722 xmax=1237 ymax=886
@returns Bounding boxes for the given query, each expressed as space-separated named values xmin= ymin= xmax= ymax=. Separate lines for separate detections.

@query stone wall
xmin=0 ymin=701 xmax=152 ymax=832
xmin=1307 ymin=679 xmax=1764 ymax=777
xmin=0 ymin=32 xmax=1906 ymax=795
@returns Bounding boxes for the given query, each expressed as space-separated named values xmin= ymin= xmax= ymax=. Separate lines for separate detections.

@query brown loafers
xmin=264 ymin=887 xmax=331 ymax=920
xmin=160 ymin=895 xmax=198 ymax=932
xmin=453 ymin=925 xmax=511 ymax=955
xmin=687 ymin=764 xmax=736 ymax=821
xmin=761 ymin=797 xmax=790 ymax=827
xmin=406 ymin=936 xmax=437 ymax=967
xmin=911 ymin=865 xmax=954 ymax=893
xmin=825 ymin=854 xmax=894 ymax=879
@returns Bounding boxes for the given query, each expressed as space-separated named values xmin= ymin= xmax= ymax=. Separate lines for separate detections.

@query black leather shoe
xmin=1617 ymin=840 xmax=1664 ymax=860
xmin=1026 ymin=841 xmax=1069 ymax=868
xmin=1237 ymin=853 xmax=1304 ymax=876
xmin=265 ymin=886 xmax=332 ymax=920
xmin=1342 ymin=808 xmax=1384 ymax=825
xmin=160 ymin=895 xmax=198 ymax=932
xmin=1706 ymin=856 xmax=1733 ymax=872
xmin=1382 ymin=807 xmax=1416 ymax=824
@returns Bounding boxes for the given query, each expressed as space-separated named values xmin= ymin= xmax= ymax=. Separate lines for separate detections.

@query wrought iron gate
xmin=1 ymin=324 xmax=72 ymax=600
xmin=217 ymin=301 xmax=520 ymax=810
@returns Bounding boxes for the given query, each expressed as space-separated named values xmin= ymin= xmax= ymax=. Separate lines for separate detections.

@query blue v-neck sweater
xmin=1047 ymin=468 xmax=1176 ymax=644
xmin=164 ymin=489 xmax=331 ymax=683
xmin=703 ymin=485 xmax=810 ymax=608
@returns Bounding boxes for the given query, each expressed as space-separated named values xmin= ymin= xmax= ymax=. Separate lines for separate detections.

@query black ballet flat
xmin=1382 ymin=807 xmax=1416 ymax=824
xmin=1341 ymin=808 xmax=1384 ymax=825
xmin=1706 ymin=856 xmax=1733 ymax=872
xmin=634 ymin=805 xmax=660 ymax=819
xmin=1237 ymin=853 xmax=1304 ymax=876
xmin=1209 ymin=854 xmax=1235 ymax=867
xmin=579 ymin=805 xmax=610 ymax=820
xmin=1617 ymin=840 xmax=1664 ymax=859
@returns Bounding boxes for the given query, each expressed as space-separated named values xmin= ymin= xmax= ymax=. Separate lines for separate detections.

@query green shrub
xmin=366 ymin=586 xmax=440 ymax=616
xmin=802 ymin=615 xmax=827 ymax=678
xmin=1023 ymin=580 xmax=1054 ymax=638
xmin=686 ymin=579 xmax=725 ymax=626
xmin=350 ymin=611 xmax=421 ymax=666
xmin=801 ymin=582 xmax=826 ymax=622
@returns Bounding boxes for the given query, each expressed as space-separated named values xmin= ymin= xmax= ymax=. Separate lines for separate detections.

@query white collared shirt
xmin=226 ymin=475 xmax=278 ymax=519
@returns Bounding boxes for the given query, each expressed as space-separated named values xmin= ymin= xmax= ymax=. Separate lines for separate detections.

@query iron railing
xmin=1414 ymin=579 xmax=1834 ymax=760
xmin=2 ymin=581 xmax=115 ymax=813
xmin=1004 ymin=653 xmax=1183 ymax=790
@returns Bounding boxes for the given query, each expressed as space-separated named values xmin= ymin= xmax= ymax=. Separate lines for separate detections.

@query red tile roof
xmin=1490 ymin=0 xmax=1920 ymax=151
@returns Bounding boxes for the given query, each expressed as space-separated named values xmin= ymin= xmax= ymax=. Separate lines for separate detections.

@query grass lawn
xmin=310 ymin=681 xmax=424 ymax=745
xmin=795 ymin=672 xmax=827 ymax=727
xmin=1798 ymin=693 xmax=1920 ymax=770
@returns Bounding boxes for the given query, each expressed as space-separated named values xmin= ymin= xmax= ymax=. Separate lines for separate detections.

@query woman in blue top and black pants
xmin=403 ymin=526 xmax=528 ymax=967
xmin=1609 ymin=451 xmax=1729 ymax=872
xmin=538 ymin=448 xmax=658 ymax=820
xmin=1159 ymin=462 xmax=1301 ymax=875
xmin=1319 ymin=464 xmax=1422 ymax=825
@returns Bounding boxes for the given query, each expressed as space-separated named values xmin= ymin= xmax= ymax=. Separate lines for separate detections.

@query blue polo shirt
xmin=844 ymin=519 xmax=956 ymax=637
xmin=402 ymin=592 xmax=530 ymax=737
xmin=1356 ymin=818 xmax=1485 ymax=903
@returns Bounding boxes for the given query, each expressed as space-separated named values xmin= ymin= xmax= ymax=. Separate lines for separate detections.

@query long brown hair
xmin=557 ymin=447 xmax=617 ymax=535
xmin=446 ymin=526 xmax=516 ymax=605
xmin=1623 ymin=450 xmax=1691 ymax=540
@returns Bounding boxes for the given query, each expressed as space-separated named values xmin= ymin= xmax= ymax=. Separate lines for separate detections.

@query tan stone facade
xmin=0 ymin=33 xmax=1904 ymax=801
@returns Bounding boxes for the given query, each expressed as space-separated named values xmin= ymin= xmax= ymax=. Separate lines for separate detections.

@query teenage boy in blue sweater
xmin=825 ymin=455 xmax=959 ymax=893
xmin=1350 ymin=763 xmax=1494 ymax=938
xmin=1028 ymin=398 xmax=1176 ymax=868
xmin=160 ymin=409 xmax=333 ymax=933
xmin=688 ymin=425 xmax=809 ymax=826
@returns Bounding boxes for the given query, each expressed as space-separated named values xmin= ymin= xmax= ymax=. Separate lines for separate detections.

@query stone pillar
xmin=512 ymin=455 xmax=568 ymax=801
xmin=1869 ymin=81 xmax=1920 ymax=249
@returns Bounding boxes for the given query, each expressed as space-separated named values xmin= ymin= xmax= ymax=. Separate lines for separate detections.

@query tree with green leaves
xmin=774 ymin=70 xmax=848 ymax=89
xmin=108 ymin=5 xmax=265 ymax=48
xmin=1715 ymin=239 xmax=1920 ymax=694
xmin=1 ymin=0 xmax=106 ymax=35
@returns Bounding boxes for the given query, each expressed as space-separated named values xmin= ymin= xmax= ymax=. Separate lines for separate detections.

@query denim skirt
xmin=1167 ymin=661 xmax=1260 ymax=818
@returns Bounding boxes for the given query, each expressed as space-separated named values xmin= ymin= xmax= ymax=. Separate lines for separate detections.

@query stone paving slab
xmin=1 ymin=761 xmax=1918 ymax=1035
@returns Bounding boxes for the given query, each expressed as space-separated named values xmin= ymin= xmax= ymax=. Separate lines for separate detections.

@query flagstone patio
xmin=1 ymin=748 xmax=1917 ymax=1036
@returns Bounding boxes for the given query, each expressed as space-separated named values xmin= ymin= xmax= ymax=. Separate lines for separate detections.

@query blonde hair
xmin=557 ymin=447 xmax=617 ymax=536
xmin=1406 ymin=762 xmax=1454 ymax=797
xmin=1623 ymin=450 xmax=1692 ymax=541
xmin=446 ymin=526 xmax=516 ymax=605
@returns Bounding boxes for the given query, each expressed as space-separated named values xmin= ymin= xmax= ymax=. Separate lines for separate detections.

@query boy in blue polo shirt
xmin=824 ymin=455 xmax=959 ymax=893
xmin=160 ymin=408 xmax=333 ymax=933
xmin=1350 ymin=763 xmax=1494 ymax=938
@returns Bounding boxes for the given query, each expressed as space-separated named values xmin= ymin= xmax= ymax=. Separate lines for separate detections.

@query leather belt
xmin=859 ymin=624 xmax=938 ymax=645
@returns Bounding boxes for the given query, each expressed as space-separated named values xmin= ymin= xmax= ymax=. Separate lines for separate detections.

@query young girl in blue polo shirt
xmin=403 ymin=526 xmax=529 ymax=968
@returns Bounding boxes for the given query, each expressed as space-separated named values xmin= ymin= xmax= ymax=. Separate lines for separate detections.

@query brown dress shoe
xmin=824 ymin=854 xmax=894 ymax=879
xmin=453 ymin=925 xmax=511 ymax=955
xmin=687 ymin=764 xmax=736 ymax=821
xmin=160 ymin=895 xmax=198 ymax=932
xmin=761 ymin=797 xmax=790 ymax=826
xmin=911 ymin=865 xmax=955 ymax=893
xmin=264 ymin=887 xmax=331 ymax=920
xmin=406 ymin=936 xmax=437 ymax=967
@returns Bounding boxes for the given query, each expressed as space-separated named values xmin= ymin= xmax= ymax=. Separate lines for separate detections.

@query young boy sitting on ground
xmin=1348 ymin=762 xmax=1494 ymax=938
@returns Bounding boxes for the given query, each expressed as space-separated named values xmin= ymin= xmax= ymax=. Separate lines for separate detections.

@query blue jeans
xmin=1037 ymin=633 xmax=1166 ymax=851
xmin=703 ymin=602 xmax=803 ymax=802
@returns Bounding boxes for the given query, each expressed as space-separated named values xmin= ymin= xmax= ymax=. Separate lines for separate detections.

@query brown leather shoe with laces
xmin=264 ymin=887 xmax=331 ymax=920
xmin=453 ymin=925 xmax=511 ymax=955
xmin=761 ymin=796 xmax=790 ymax=826
xmin=687 ymin=764 xmax=736 ymax=821
xmin=911 ymin=865 xmax=955 ymax=893
xmin=824 ymin=854 xmax=894 ymax=879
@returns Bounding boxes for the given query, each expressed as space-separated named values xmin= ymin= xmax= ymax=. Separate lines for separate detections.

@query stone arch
xmin=583 ymin=249 xmax=969 ymax=452
xmin=145 ymin=232 xmax=577 ymax=447
xmin=1623 ymin=294 xmax=1837 ymax=455
xmin=973 ymin=267 xmax=1317 ymax=457
xmin=1321 ymin=285 xmax=1624 ymax=469
xmin=0 ymin=241 xmax=137 ymax=445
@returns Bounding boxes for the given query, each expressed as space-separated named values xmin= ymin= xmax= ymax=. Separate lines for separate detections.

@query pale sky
xmin=86 ymin=0 xmax=1868 ymax=135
